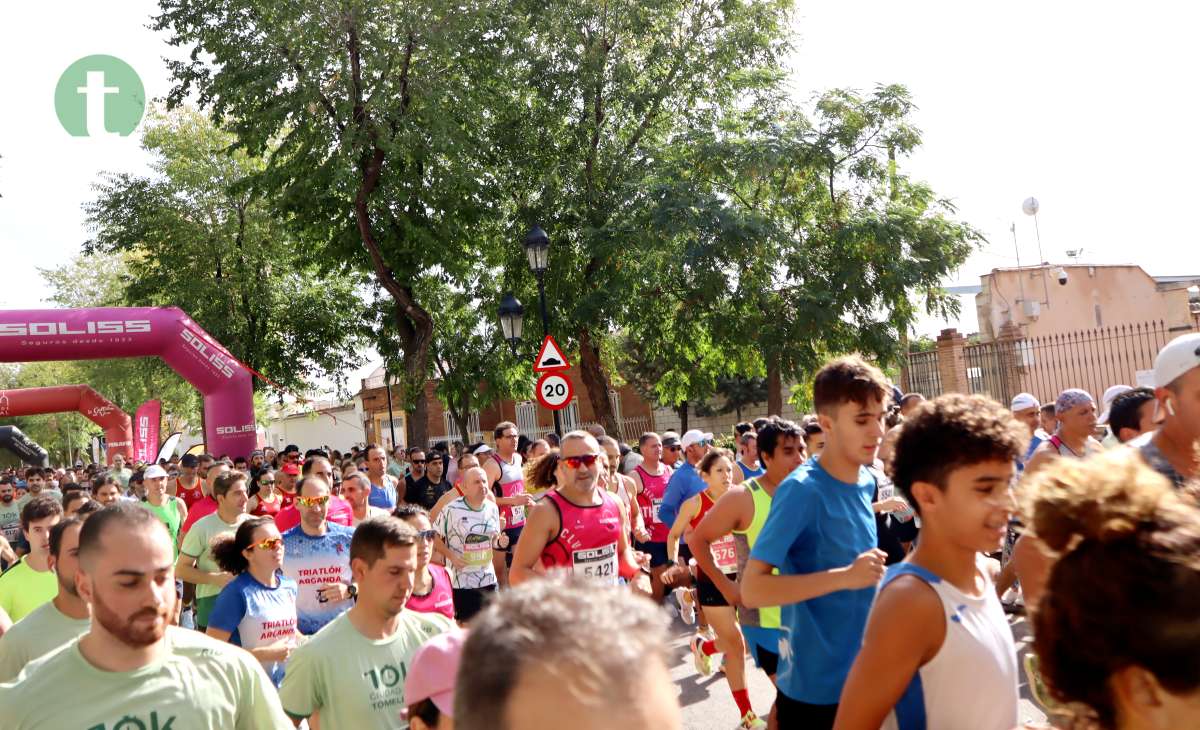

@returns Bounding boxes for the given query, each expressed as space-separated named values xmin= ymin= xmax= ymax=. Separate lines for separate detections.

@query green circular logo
xmin=54 ymin=55 xmax=145 ymax=137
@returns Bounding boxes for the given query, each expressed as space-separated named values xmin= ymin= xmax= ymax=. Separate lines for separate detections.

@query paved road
xmin=669 ymin=607 xmax=1048 ymax=729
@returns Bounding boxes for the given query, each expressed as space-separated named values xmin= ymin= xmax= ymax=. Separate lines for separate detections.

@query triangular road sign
xmin=534 ymin=334 xmax=571 ymax=373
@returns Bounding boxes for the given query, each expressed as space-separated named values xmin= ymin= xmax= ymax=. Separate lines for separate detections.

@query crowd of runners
xmin=0 ymin=332 xmax=1197 ymax=729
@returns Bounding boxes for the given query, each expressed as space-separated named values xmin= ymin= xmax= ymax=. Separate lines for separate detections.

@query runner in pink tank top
xmin=539 ymin=489 xmax=623 ymax=584
xmin=635 ymin=465 xmax=671 ymax=543
xmin=406 ymin=562 xmax=455 ymax=620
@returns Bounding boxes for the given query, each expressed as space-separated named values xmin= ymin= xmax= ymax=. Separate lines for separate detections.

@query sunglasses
xmin=296 ymin=495 xmax=330 ymax=508
xmin=564 ymin=454 xmax=599 ymax=469
xmin=259 ymin=479 xmax=276 ymax=485
xmin=414 ymin=529 xmax=436 ymax=542
xmin=253 ymin=537 xmax=283 ymax=551
xmin=667 ymin=446 xmax=682 ymax=452
xmin=410 ymin=459 xmax=427 ymax=465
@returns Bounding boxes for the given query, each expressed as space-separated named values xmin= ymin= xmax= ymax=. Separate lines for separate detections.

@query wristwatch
xmin=347 ymin=583 xmax=358 ymax=600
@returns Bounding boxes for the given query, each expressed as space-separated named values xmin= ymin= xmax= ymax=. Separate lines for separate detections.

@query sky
xmin=3 ymin=1 xmax=1199 ymax=365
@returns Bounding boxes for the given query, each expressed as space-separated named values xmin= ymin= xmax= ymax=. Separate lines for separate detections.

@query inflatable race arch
xmin=0 ymin=425 xmax=49 ymax=467
xmin=0 ymin=308 xmax=256 ymax=459
xmin=0 ymin=385 xmax=133 ymax=465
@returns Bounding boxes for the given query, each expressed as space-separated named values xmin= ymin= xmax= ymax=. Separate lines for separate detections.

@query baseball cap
xmin=1097 ymin=384 xmax=1134 ymax=425
xmin=73 ymin=461 xmax=84 ymax=468
xmin=180 ymin=454 xmax=199 ymax=468
xmin=1153 ymin=333 xmax=1200 ymax=390
xmin=661 ymin=431 xmax=681 ymax=447
xmin=401 ymin=630 xmax=467 ymax=720
xmin=143 ymin=465 xmax=168 ymax=480
xmin=280 ymin=463 xmax=300 ymax=476
xmin=472 ymin=444 xmax=492 ymax=456
xmin=680 ymin=429 xmax=714 ymax=449
xmin=1010 ymin=393 xmax=1040 ymax=412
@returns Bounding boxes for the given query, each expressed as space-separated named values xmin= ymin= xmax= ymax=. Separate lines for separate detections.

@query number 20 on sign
xmin=536 ymin=372 xmax=574 ymax=410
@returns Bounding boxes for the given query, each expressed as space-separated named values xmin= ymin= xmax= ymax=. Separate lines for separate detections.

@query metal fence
xmin=903 ymin=350 xmax=943 ymax=398
xmin=424 ymin=415 xmax=654 ymax=448
xmin=1015 ymin=320 xmax=1189 ymax=404
xmin=964 ymin=340 xmax=1014 ymax=407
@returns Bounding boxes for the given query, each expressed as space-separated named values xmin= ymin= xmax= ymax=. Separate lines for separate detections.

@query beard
xmin=58 ymin=574 xmax=78 ymax=597
xmin=91 ymin=587 xmax=171 ymax=648
xmin=0 ymin=494 xmax=11 ymax=503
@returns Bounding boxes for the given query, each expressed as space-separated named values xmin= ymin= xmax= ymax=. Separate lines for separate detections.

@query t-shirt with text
xmin=282 ymin=523 xmax=354 ymax=635
xmin=434 ymin=497 xmax=501 ymax=589
xmin=208 ymin=570 xmax=300 ymax=686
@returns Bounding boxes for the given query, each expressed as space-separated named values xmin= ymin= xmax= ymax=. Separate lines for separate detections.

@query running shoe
xmin=675 ymin=587 xmax=696 ymax=625
xmin=737 ymin=711 xmax=767 ymax=729
xmin=690 ymin=634 xmax=714 ymax=676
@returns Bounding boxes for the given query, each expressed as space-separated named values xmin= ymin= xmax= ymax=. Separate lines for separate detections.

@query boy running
xmin=834 ymin=394 xmax=1023 ymax=729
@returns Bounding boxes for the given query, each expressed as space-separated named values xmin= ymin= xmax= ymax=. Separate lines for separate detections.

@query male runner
xmin=455 ymin=574 xmax=680 ymax=730
xmin=429 ymin=452 xmax=489 ymax=523
xmin=661 ymin=431 xmax=683 ymax=469
xmin=0 ymin=504 xmax=290 ymax=728
xmin=281 ymin=475 xmax=356 ymax=635
xmin=659 ymin=429 xmax=713 ymax=530
xmin=365 ymin=444 xmax=400 ymax=509
xmin=732 ymin=431 xmax=765 ymax=485
xmin=407 ymin=449 xmax=452 ymax=511
xmin=630 ymin=432 xmax=674 ymax=601
xmin=1024 ymin=389 xmax=1103 ymax=475
xmin=511 ymin=432 xmax=644 ymax=587
xmin=742 ymin=355 xmax=891 ymax=728
xmin=689 ymin=417 xmax=806 ymax=727
xmin=0 ymin=496 xmax=63 ymax=621
xmin=1106 ymin=387 xmax=1157 ymax=444
xmin=433 ymin=466 xmax=505 ymax=622
xmin=279 ymin=517 xmax=456 ymax=728
xmin=0 ymin=517 xmax=90 ymax=681
xmin=0 ymin=478 xmax=21 ymax=560
xmin=482 ymin=422 xmax=533 ymax=582
xmin=109 ymin=454 xmax=132 ymax=490
xmin=176 ymin=471 xmax=249 ymax=630
xmin=274 ymin=455 xmax=354 ymax=530
xmin=171 ymin=454 xmax=206 ymax=510
xmin=1133 ymin=333 xmax=1200 ymax=487
xmin=343 ymin=472 xmax=389 ymax=525
xmin=405 ymin=446 xmax=427 ymax=497
xmin=179 ymin=459 xmax=230 ymax=535
xmin=17 ymin=467 xmax=61 ymax=508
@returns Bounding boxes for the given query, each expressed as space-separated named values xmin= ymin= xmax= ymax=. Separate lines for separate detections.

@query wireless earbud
xmin=1166 ymin=399 xmax=1177 ymax=417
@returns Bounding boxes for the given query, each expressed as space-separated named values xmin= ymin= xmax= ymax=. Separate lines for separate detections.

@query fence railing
xmin=903 ymin=320 xmax=1196 ymax=406
xmin=424 ymin=415 xmax=654 ymax=449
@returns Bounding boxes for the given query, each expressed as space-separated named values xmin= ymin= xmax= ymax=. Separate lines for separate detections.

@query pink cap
xmin=402 ymin=629 xmax=467 ymax=720
xmin=280 ymin=463 xmax=300 ymax=476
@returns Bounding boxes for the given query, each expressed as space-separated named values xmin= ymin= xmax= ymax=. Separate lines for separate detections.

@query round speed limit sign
xmin=535 ymin=372 xmax=574 ymax=410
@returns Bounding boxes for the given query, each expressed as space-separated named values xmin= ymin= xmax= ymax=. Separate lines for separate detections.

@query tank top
xmin=732 ymin=479 xmax=781 ymax=629
xmin=405 ymin=563 xmax=455 ymax=620
xmin=736 ymin=460 xmax=764 ymax=480
xmin=175 ymin=478 xmax=205 ymax=510
xmin=540 ymin=490 xmax=622 ymax=584
xmin=634 ymin=464 xmax=671 ymax=542
xmin=251 ymin=492 xmax=282 ymax=517
xmin=690 ymin=490 xmax=738 ymax=579
xmin=491 ymin=453 xmax=526 ymax=528
xmin=880 ymin=556 xmax=1019 ymax=730
xmin=142 ymin=498 xmax=183 ymax=554
xmin=1047 ymin=434 xmax=1102 ymax=459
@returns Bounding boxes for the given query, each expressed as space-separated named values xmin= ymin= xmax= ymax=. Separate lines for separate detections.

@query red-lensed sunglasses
xmin=563 ymin=454 xmax=599 ymax=469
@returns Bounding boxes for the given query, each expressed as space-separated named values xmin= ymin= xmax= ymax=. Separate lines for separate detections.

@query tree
xmin=82 ymin=107 xmax=368 ymax=393
xmin=696 ymin=377 xmax=769 ymax=422
xmin=154 ymin=0 xmax=525 ymax=446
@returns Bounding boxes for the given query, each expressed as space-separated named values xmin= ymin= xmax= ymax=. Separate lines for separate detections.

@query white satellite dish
xmin=1022 ymin=197 xmax=1040 ymax=216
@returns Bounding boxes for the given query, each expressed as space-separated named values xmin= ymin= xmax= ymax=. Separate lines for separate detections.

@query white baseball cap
xmin=680 ymin=429 xmax=714 ymax=449
xmin=1153 ymin=333 xmax=1200 ymax=389
xmin=1010 ymin=393 xmax=1040 ymax=412
xmin=1097 ymin=384 xmax=1134 ymax=425
xmin=143 ymin=464 xmax=168 ymax=480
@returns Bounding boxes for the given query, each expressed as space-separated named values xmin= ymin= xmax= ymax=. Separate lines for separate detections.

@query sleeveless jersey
xmin=736 ymin=460 xmax=764 ymax=480
xmin=634 ymin=464 xmax=671 ymax=542
xmin=491 ymin=453 xmax=527 ymax=528
xmin=880 ymin=556 xmax=1019 ymax=730
xmin=405 ymin=563 xmax=455 ymax=620
xmin=276 ymin=489 xmax=296 ymax=510
xmin=251 ymin=492 xmax=282 ymax=518
xmin=540 ymin=490 xmax=622 ymax=584
xmin=142 ymin=498 xmax=183 ymax=553
xmin=690 ymin=490 xmax=738 ymax=579
xmin=175 ymin=478 xmax=205 ymax=510
xmin=732 ymin=479 xmax=781 ymax=629
xmin=1047 ymin=434 xmax=1102 ymax=459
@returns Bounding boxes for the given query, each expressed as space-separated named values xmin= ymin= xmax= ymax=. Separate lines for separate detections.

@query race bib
xmin=573 ymin=543 xmax=618 ymax=585
xmin=711 ymin=535 xmax=738 ymax=574
xmin=463 ymin=534 xmax=493 ymax=569
xmin=509 ymin=505 xmax=525 ymax=525
xmin=651 ymin=498 xmax=664 ymax=524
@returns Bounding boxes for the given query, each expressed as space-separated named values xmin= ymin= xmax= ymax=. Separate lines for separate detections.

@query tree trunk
xmin=577 ymin=328 xmax=617 ymax=434
xmin=767 ymin=354 xmax=783 ymax=416
xmin=676 ymin=401 xmax=689 ymax=433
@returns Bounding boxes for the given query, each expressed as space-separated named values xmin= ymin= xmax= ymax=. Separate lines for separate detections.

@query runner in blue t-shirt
xmin=742 ymin=356 xmax=891 ymax=729
xmin=206 ymin=516 xmax=300 ymax=686
xmin=280 ymin=476 xmax=356 ymax=635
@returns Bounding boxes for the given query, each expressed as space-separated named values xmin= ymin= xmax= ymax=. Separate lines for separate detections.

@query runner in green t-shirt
xmin=0 ymin=477 xmax=22 ymax=563
xmin=0 ymin=503 xmax=290 ymax=729
xmin=279 ymin=516 xmax=456 ymax=729
xmin=0 ymin=516 xmax=90 ymax=681
xmin=176 ymin=472 xmax=250 ymax=629
xmin=0 ymin=495 xmax=62 ymax=621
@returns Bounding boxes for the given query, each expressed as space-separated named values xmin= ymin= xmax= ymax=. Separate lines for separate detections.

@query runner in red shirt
xmin=172 ymin=454 xmax=206 ymax=510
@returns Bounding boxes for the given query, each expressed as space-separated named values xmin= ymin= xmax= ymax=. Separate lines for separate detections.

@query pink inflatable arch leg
xmin=0 ymin=384 xmax=133 ymax=464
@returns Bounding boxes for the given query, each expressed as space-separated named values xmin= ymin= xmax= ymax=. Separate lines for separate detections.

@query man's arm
xmin=174 ymin=551 xmax=231 ymax=588
xmin=657 ymin=471 xmax=686 ymax=528
xmin=833 ymin=576 xmax=943 ymax=730
xmin=740 ymin=551 xmax=886 ymax=609
xmin=509 ymin=501 xmax=556 ymax=586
